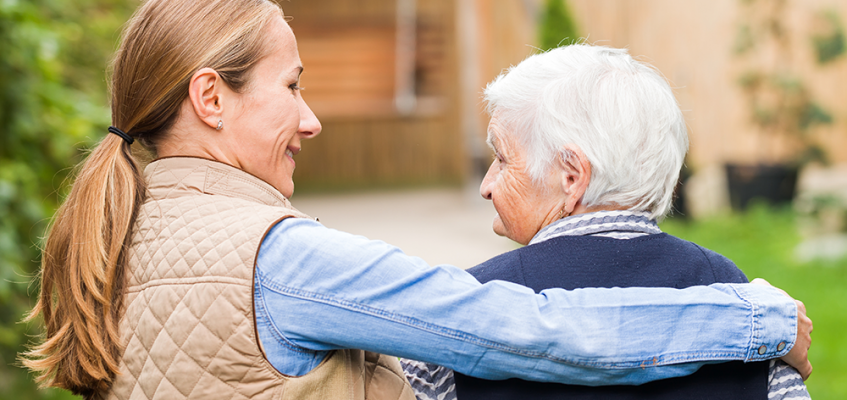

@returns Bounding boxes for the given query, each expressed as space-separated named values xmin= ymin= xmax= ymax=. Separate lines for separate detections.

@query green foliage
xmin=733 ymin=0 xmax=836 ymax=165
xmin=662 ymin=206 xmax=847 ymax=400
xmin=812 ymin=11 xmax=846 ymax=64
xmin=799 ymin=102 xmax=833 ymax=131
xmin=733 ymin=24 xmax=755 ymax=55
xmin=0 ymin=0 xmax=134 ymax=398
xmin=539 ymin=0 xmax=579 ymax=51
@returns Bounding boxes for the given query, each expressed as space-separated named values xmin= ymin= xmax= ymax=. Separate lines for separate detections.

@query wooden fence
xmin=285 ymin=0 xmax=847 ymax=192
xmin=567 ymin=0 xmax=847 ymax=168
xmin=282 ymin=0 xmax=465 ymax=190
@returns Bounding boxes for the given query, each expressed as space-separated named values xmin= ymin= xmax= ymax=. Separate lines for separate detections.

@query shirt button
xmin=758 ymin=345 xmax=767 ymax=355
xmin=777 ymin=342 xmax=786 ymax=352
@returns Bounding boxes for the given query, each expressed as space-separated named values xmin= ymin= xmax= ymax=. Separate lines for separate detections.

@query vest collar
xmin=144 ymin=156 xmax=299 ymax=210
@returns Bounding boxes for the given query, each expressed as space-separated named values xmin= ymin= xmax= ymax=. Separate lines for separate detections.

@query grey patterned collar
xmin=529 ymin=210 xmax=662 ymax=245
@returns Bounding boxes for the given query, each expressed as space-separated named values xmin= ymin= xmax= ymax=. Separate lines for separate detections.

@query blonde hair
xmin=22 ymin=0 xmax=282 ymax=395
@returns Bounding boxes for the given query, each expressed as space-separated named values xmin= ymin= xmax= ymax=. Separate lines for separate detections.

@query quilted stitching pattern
xmin=103 ymin=159 xmax=295 ymax=400
xmin=100 ymin=158 xmax=414 ymax=400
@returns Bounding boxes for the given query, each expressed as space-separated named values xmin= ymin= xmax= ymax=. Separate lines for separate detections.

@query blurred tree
xmin=734 ymin=0 xmax=834 ymax=166
xmin=0 ymin=0 xmax=133 ymax=398
xmin=539 ymin=0 xmax=579 ymax=51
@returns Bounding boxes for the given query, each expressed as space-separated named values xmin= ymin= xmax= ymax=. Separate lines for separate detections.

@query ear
xmin=557 ymin=144 xmax=592 ymax=215
xmin=187 ymin=67 xmax=226 ymax=130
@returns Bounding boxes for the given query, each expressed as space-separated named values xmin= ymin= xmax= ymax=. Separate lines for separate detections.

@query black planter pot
xmin=725 ymin=163 xmax=799 ymax=211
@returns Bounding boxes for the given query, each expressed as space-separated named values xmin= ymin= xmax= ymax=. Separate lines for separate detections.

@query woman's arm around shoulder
xmin=253 ymin=218 xmax=806 ymax=385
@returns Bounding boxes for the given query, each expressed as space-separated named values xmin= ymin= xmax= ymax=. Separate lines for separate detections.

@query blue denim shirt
xmin=254 ymin=218 xmax=797 ymax=385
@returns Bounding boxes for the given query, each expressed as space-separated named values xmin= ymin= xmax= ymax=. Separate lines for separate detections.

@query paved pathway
xmin=291 ymin=187 xmax=518 ymax=269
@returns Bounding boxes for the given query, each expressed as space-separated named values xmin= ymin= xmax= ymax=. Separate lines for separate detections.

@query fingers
xmin=751 ymin=279 xmax=813 ymax=379
xmin=798 ymin=360 xmax=812 ymax=381
xmin=795 ymin=299 xmax=807 ymax=316
xmin=750 ymin=278 xmax=770 ymax=286
xmin=751 ymin=278 xmax=791 ymax=297
xmin=782 ymin=341 xmax=812 ymax=380
xmin=782 ymin=299 xmax=813 ymax=380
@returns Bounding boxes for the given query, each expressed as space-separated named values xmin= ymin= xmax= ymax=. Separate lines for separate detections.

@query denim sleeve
xmin=254 ymin=218 xmax=797 ymax=386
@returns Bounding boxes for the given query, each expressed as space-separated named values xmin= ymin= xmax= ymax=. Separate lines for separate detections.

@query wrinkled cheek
xmin=498 ymin=199 xmax=536 ymax=244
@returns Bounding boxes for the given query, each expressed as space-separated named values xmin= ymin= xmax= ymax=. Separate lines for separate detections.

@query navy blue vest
xmin=454 ymin=233 xmax=768 ymax=400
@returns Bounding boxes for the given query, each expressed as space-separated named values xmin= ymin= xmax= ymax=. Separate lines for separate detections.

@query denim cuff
xmin=729 ymin=283 xmax=797 ymax=361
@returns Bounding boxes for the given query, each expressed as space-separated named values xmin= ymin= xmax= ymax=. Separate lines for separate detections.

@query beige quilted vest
xmin=101 ymin=157 xmax=415 ymax=400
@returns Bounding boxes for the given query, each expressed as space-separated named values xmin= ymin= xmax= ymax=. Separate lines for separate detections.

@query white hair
xmin=484 ymin=44 xmax=688 ymax=219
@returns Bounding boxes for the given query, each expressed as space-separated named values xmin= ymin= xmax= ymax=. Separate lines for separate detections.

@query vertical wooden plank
xmin=289 ymin=0 xmax=465 ymax=190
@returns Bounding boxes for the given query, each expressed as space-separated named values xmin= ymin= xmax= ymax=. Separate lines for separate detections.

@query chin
xmin=270 ymin=180 xmax=293 ymax=198
xmin=492 ymin=218 xmax=507 ymax=238
xmin=496 ymin=223 xmax=527 ymax=245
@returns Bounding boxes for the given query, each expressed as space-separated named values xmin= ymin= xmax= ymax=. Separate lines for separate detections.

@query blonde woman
xmin=24 ymin=0 xmax=810 ymax=399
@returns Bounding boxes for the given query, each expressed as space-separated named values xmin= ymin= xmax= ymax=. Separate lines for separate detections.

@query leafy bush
xmin=0 ymin=0 xmax=133 ymax=398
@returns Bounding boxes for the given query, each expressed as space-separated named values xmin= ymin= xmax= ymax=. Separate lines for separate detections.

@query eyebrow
xmin=485 ymin=132 xmax=498 ymax=152
xmin=285 ymin=65 xmax=303 ymax=81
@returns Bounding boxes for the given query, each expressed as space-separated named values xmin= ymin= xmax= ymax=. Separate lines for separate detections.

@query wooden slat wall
xmin=282 ymin=0 xmax=399 ymax=118
xmin=278 ymin=0 xmax=847 ymax=191
xmin=296 ymin=24 xmax=397 ymax=117
xmin=281 ymin=0 xmax=464 ymax=191
xmin=291 ymin=116 xmax=465 ymax=192
xmin=279 ymin=0 xmax=395 ymax=21
xmin=473 ymin=0 xmax=539 ymax=145
xmin=566 ymin=0 xmax=847 ymax=167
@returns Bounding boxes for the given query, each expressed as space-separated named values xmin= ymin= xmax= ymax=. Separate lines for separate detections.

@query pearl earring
xmin=216 ymin=120 xmax=224 ymax=130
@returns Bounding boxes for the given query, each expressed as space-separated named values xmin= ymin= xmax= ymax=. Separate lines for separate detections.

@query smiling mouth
xmin=285 ymin=148 xmax=296 ymax=168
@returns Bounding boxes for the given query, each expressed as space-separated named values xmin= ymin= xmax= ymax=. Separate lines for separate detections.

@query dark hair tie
xmin=108 ymin=126 xmax=134 ymax=145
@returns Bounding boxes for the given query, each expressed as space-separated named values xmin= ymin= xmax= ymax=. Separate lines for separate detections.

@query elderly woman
xmin=401 ymin=45 xmax=810 ymax=400
xmin=24 ymin=0 xmax=810 ymax=399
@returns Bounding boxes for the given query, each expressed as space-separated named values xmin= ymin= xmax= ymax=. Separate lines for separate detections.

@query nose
xmin=298 ymin=95 xmax=321 ymax=138
xmin=479 ymin=160 xmax=496 ymax=200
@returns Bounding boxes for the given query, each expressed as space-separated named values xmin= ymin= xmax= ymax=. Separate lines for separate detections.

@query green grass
xmin=661 ymin=205 xmax=847 ymax=400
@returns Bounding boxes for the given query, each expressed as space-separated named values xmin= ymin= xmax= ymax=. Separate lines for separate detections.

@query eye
xmin=289 ymin=82 xmax=304 ymax=92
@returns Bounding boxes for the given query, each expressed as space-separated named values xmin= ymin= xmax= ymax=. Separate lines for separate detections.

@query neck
xmin=156 ymin=125 xmax=239 ymax=170
xmin=569 ymin=203 xmax=628 ymax=218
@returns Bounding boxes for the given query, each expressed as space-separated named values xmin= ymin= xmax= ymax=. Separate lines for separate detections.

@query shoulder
xmin=259 ymin=217 xmax=386 ymax=263
xmin=257 ymin=218 xmax=358 ymax=277
xmin=256 ymin=217 xmax=437 ymax=284
xmin=664 ymin=234 xmax=749 ymax=283
xmin=262 ymin=217 xmax=383 ymax=249
xmin=466 ymin=247 xmax=526 ymax=285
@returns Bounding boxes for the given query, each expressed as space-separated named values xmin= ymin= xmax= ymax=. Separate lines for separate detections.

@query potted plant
xmin=729 ymin=0 xmax=843 ymax=210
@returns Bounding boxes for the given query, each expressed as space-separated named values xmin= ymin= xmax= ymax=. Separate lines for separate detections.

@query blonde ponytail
xmin=22 ymin=0 xmax=282 ymax=395
xmin=23 ymin=134 xmax=144 ymax=395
